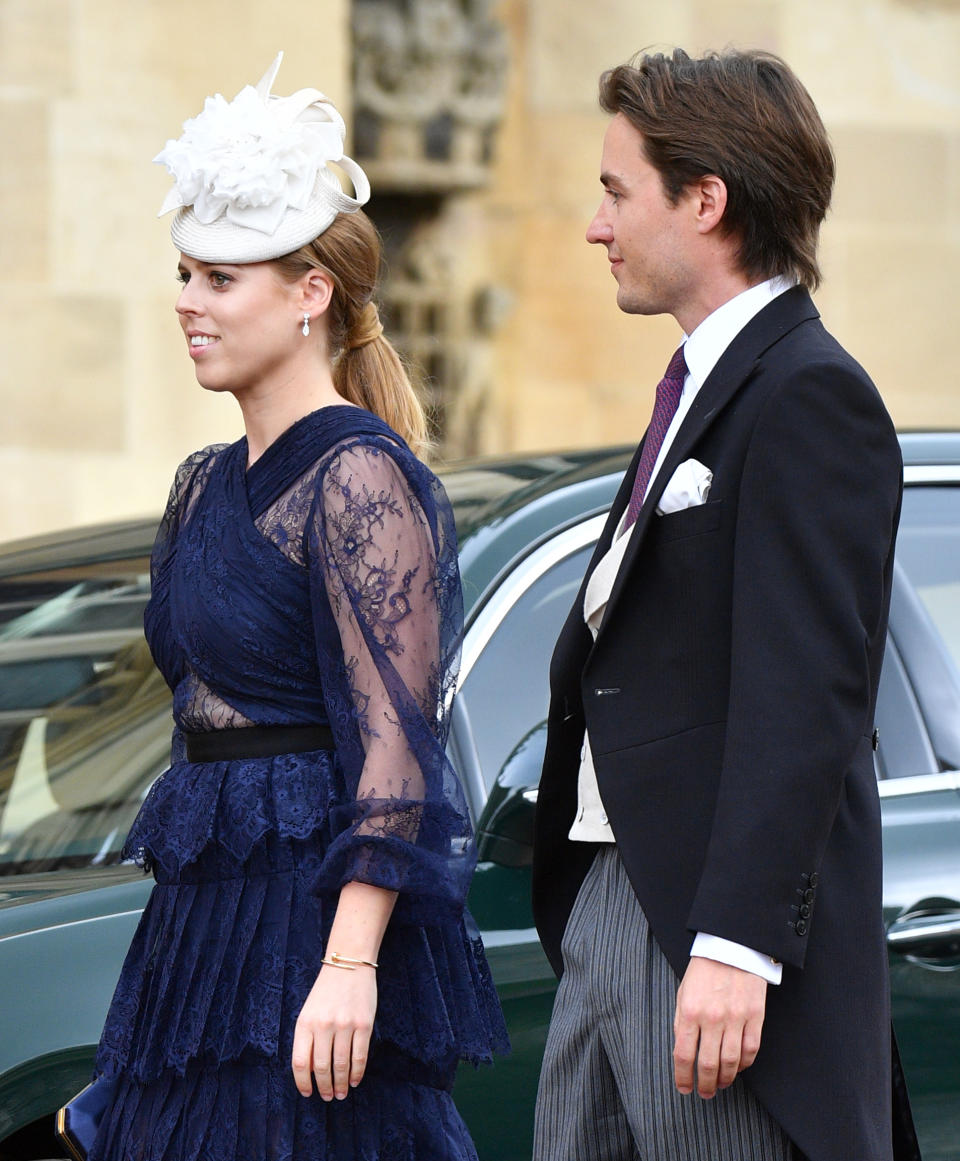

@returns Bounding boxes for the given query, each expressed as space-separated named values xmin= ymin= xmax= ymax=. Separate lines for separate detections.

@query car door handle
xmin=886 ymin=909 xmax=960 ymax=956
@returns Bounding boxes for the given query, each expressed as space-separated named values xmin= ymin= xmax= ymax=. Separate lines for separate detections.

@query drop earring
xmin=301 ymin=314 xmax=310 ymax=337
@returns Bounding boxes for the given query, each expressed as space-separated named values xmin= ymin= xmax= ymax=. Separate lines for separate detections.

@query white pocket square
xmin=656 ymin=458 xmax=713 ymax=515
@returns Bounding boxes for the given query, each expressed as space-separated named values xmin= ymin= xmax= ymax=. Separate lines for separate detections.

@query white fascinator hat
xmin=154 ymin=52 xmax=370 ymax=263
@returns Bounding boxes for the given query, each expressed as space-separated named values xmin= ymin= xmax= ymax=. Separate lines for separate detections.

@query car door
xmin=876 ymin=476 xmax=960 ymax=1161
xmin=0 ymin=553 xmax=166 ymax=1144
xmin=448 ymin=516 xmax=603 ymax=1161
xmin=450 ymin=475 xmax=960 ymax=1161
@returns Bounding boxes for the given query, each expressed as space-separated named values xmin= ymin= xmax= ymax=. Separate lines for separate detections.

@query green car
xmin=1 ymin=437 xmax=959 ymax=1160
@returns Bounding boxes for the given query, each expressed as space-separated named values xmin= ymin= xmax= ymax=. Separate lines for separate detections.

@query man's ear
xmin=300 ymin=268 xmax=335 ymax=316
xmin=693 ymin=174 xmax=728 ymax=235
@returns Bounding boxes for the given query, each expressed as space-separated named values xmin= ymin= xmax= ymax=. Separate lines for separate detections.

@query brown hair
xmin=274 ymin=210 xmax=429 ymax=455
xmin=599 ymin=48 xmax=835 ymax=290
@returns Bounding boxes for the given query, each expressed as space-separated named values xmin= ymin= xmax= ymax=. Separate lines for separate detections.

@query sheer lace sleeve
xmin=151 ymin=447 xmax=225 ymax=574
xmin=145 ymin=445 xmax=226 ymax=690
xmin=306 ymin=436 xmax=473 ymax=915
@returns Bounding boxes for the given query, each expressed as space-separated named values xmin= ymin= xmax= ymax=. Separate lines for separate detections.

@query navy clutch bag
xmin=56 ymin=1076 xmax=116 ymax=1161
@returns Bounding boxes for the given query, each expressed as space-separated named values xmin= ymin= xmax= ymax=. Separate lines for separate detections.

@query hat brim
xmin=171 ymin=199 xmax=339 ymax=263
xmin=169 ymin=159 xmax=370 ymax=264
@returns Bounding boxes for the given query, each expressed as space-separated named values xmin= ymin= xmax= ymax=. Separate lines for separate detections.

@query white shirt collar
xmin=682 ymin=275 xmax=795 ymax=392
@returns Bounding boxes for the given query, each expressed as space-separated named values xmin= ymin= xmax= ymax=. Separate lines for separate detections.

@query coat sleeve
xmin=686 ymin=361 xmax=902 ymax=968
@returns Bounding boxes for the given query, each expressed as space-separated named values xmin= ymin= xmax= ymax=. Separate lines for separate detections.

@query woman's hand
xmin=292 ymin=963 xmax=378 ymax=1101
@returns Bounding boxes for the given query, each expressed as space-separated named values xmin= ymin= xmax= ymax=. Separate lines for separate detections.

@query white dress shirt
xmin=568 ymin=276 xmax=795 ymax=984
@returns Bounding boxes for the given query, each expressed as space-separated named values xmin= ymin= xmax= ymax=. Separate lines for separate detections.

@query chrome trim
xmin=886 ymin=913 xmax=960 ymax=949
xmin=0 ymin=907 xmax=146 ymax=945
xmin=460 ymin=513 xmax=606 ymax=684
xmin=903 ymin=466 xmax=960 ymax=484
xmin=878 ymin=770 xmax=960 ymax=798
xmin=0 ymin=629 xmax=142 ymax=663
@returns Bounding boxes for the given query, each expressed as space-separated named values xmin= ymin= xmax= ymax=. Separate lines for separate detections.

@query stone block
xmin=527 ymin=0 xmax=694 ymax=114
xmin=525 ymin=112 xmax=617 ymax=216
xmin=74 ymin=1 xmax=349 ymax=113
xmin=783 ymin=0 xmax=960 ymax=127
xmin=689 ymin=0 xmax=781 ymax=54
xmin=511 ymin=377 xmax=609 ymax=448
xmin=0 ymin=98 xmax=48 ymax=281
xmin=495 ymin=206 xmax=683 ymax=452
xmin=831 ymin=126 xmax=950 ymax=229
xmin=834 ymin=235 xmax=957 ymax=427
xmin=127 ymin=294 xmax=243 ymax=468
xmin=0 ymin=0 xmax=72 ymax=96
xmin=0 ymin=448 xmax=76 ymax=541
xmin=72 ymin=454 xmax=172 ymax=529
xmin=510 ymin=210 xmax=682 ymax=390
xmin=50 ymin=90 xmax=192 ymax=293
xmin=812 ymin=224 xmax=851 ymax=335
xmin=0 ymin=290 xmax=125 ymax=452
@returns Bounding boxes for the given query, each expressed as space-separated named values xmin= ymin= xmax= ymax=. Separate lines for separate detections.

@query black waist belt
xmin=184 ymin=723 xmax=335 ymax=763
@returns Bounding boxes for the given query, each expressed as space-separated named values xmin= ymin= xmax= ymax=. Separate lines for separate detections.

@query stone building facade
xmin=1 ymin=0 xmax=958 ymax=540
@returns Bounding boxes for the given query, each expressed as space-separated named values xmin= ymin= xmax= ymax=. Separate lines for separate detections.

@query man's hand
xmin=673 ymin=957 xmax=767 ymax=1098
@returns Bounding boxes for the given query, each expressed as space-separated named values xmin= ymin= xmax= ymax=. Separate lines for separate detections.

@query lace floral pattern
xmin=307 ymin=442 xmax=467 ymax=875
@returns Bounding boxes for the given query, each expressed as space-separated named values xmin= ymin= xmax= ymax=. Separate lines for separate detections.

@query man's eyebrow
xmin=600 ymin=171 xmax=623 ymax=188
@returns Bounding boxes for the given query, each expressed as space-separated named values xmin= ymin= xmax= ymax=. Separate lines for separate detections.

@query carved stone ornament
xmin=353 ymin=0 xmax=508 ymax=191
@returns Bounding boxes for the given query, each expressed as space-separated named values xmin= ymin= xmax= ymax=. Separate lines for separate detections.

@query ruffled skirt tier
xmin=90 ymin=751 xmax=506 ymax=1161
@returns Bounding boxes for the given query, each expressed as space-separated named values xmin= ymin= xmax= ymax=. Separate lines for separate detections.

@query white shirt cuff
xmin=691 ymin=932 xmax=783 ymax=985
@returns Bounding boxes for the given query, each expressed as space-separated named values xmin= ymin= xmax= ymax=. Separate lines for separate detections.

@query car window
xmin=458 ymin=542 xmax=592 ymax=792
xmin=884 ymin=485 xmax=960 ymax=775
xmin=0 ymin=561 xmax=171 ymax=875
xmin=896 ymin=486 xmax=960 ymax=671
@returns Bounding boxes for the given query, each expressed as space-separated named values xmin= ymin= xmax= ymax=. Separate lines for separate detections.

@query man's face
xmin=586 ymin=113 xmax=695 ymax=322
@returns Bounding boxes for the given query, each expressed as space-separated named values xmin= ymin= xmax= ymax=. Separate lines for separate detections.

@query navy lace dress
xmin=90 ymin=406 xmax=508 ymax=1161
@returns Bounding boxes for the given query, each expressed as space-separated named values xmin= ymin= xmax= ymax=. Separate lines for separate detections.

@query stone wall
xmin=0 ymin=0 xmax=349 ymax=540
xmin=477 ymin=0 xmax=960 ymax=453
xmin=1 ymin=0 xmax=958 ymax=540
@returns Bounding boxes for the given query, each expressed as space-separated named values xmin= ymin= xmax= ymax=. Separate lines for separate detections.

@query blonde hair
xmin=273 ymin=210 xmax=429 ymax=456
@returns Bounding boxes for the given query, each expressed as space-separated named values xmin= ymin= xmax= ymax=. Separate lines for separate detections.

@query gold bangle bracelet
xmin=321 ymin=951 xmax=379 ymax=971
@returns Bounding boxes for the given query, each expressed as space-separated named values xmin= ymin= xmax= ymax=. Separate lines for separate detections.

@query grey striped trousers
xmin=533 ymin=846 xmax=797 ymax=1161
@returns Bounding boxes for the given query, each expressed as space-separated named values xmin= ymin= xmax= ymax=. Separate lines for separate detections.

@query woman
xmin=88 ymin=55 xmax=507 ymax=1161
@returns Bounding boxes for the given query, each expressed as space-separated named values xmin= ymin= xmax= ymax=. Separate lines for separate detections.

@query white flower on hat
xmin=154 ymin=53 xmax=370 ymax=262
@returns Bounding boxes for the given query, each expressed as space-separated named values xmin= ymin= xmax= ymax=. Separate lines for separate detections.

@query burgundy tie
xmin=624 ymin=345 xmax=688 ymax=528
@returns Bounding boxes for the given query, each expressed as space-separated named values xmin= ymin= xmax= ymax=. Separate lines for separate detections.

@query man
xmin=532 ymin=49 xmax=919 ymax=1161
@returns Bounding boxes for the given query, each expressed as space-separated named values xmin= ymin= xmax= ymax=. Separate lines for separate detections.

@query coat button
xmin=799 ymin=904 xmax=812 ymax=918
xmin=803 ymin=888 xmax=816 ymax=904
xmin=795 ymin=920 xmax=808 ymax=936
xmin=808 ymin=873 xmax=819 ymax=887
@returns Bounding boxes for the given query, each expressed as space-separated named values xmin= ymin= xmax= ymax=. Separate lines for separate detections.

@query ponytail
xmin=336 ymin=303 xmax=429 ymax=455
xmin=273 ymin=211 xmax=430 ymax=457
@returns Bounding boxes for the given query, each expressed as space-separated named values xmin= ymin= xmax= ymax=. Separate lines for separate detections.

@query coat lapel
xmin=598 ymin=286 xmax=820 ymax=634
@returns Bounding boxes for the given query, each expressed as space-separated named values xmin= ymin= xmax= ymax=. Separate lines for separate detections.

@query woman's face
xmin=174 ymin=255 xmax=308 ymax=395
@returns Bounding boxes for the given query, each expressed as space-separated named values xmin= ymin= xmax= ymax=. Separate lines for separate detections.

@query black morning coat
xmin=532 ymin=288 xmax=921 ymax=1161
